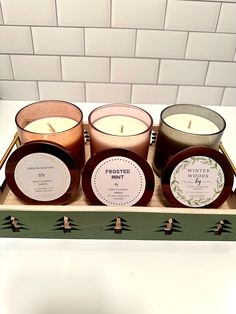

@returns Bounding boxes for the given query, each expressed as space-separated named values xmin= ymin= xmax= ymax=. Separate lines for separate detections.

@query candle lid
xmin=5 ymin=141 xmax=80 ymax=205
xmin=161 ymin=146 xmax=234 ymax=208
xmin=82 ymin=148 xmax=154 ymax=206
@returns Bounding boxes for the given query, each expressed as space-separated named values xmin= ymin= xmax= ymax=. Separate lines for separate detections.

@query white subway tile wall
xmin=111 ymin=58 xmax=159 ymax=83
xmin=0 ymin=81 xmax=38 ymax=100
xmin=57 ymin=0 xmax=110 ymax=27
xmin=221 ymin=88 xmax=236 ymax=106
xmin=85 ymin=28 xmax=136 ymax=56
xmin=32 ymin=27 xmax=84 ymax=55
xmin=158 ymin=59 xmax=208 ymax=85
xmin=112 ymin=0 xmax=166 ymax=29
xmin=1 ymin=0 xmax=57 ymax=26
xmin=217 ymin=4 xmax=236 ymax=33
xmin=132 ymin=85 xmax=178 ymax=104
xmin=38 ymin=81 xmax=85 ymax=101
xmin=206 ymin=62 xmax=236 ymax=87
xmin=0 ymin=0 xmax=236 ymax=106
xmin=11 ymin=55 xmax=61 ymax=81
xmin=0 ymin=55 xmax=13 ymax=79
xmin=177 ymin=86 xmax=224 ymax=106
xmin=136 ymin=30 xmax=188 ymax=59
xmin=61 ymin=56 xmax=109 ymax=82
xmin=0 ymin=7 xmax=3 ymax=24
xmin=0 ymin=26 xmax=33 ymax=53
xmin=86 ymin=83 xmax=131 ymax=103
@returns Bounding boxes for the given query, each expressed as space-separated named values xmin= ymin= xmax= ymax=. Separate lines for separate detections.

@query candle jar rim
xmin=15 ymin=100 xmax=84 ymax=135
xmin=88 ymin=103 xmax=153 ymax=137
xmin=160 ymin=104 xmax=226 ymax=136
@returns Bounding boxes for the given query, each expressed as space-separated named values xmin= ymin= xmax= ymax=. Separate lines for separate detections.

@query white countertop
xmin=1 ymin=101 xmax=236 ymax=314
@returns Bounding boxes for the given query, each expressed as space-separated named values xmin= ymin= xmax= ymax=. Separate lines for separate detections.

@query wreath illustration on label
xmin=170 ymin=156 xmax=225 ymax=207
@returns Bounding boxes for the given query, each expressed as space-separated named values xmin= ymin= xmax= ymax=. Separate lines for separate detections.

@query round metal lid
xmin=5 ymin=141 xmax=80 ymax=205
xmin=82 ymin=148 xmax=154 ymax=206
xmin=161 ymin=146 xmax=234 ymax=208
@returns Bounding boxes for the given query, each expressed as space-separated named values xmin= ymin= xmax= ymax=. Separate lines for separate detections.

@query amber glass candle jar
xmin=15 ymin=100 xmax=85 ymax=169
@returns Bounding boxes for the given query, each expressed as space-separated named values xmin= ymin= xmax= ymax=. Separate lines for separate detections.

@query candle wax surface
xmin=93 ymin=115 xmax=148 ymax=136
xmin=164 ymin=114 xmax=219 ymax=134
xmin=25 ymin=117 xmax=78 ymax=133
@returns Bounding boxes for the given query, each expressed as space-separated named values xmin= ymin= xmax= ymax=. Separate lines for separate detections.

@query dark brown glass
xmin=153 ymin=104 xmax=226 ymax=176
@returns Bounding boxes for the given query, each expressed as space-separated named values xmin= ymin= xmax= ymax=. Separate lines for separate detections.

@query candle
xmin=153 ymin=104 xmax=226 ymax=176
xmin=24 ymin=117 xmax=78 ymax=133
xmin=88 ymin=104 xmax=153 ymax=160
xmin=164 ymin=114 xmax=219 ymax=134
xmin=16 ymin=100 xmax=85 ymax=169
xmin=93 ymin=115 xmax=147 ymax=136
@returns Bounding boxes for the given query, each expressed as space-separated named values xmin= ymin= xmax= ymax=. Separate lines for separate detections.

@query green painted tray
xmin=1 ymin=131 xmax=236 ymax=241
xmin=0 ymin=205 xmax=236 ymax=241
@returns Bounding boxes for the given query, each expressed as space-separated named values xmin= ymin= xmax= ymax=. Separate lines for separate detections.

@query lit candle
xmin=153 ymin=104 xmax=226 ymax=176
xmin=16 ymin=101 xmax=85 ymax=169
xmin=88 ymin=104 xmax=153 ymax=160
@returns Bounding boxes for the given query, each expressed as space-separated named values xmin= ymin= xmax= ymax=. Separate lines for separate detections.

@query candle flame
xmin=187 ymin=120 xmax=192 ymax=129
xmin=120 ymin=124 xmax=124 ymax=134
xmin=47 ymin=122 xmax=56 ymax=133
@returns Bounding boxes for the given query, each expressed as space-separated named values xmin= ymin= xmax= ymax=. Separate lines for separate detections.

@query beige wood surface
xmin=1 ymin=143 xmax=236 ymax=210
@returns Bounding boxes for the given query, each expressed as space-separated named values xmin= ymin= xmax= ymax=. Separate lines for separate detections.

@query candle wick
xmin=47 ymin=122 xmax=56 ymax=133
xmin=120 ymin=124 xmax=124 ymax=133
xmin=187 ymin=120 xmax=192 ymax=129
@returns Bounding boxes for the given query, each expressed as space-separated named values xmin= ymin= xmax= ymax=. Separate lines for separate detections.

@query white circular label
xmin=170 ymin=156 xmax=225 ymax=207
xmin=14 ymin=153 xmax=71 ymax=201
xmin=91 ymin=156 xmax=146 ymax=206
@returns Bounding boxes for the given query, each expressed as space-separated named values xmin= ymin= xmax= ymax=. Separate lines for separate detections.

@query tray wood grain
xmin=1 ymin=143 xmax=235 ymax=209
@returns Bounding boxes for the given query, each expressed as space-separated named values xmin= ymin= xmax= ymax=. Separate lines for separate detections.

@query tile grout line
xmin=130 ymin=83 xmax=133 ymax=103
xmin=54 ymin=0 xmax=59 ymax=26
xmin=36 ymin=81 xmax=40 ymax=100
xmin=83 ymin=28 xmax=86 ymax=56
xmin=8 ymin=55 xmax=15 ymax=80
xmin=183 ymin=31 xmax=190 ymax=59
xmin=175 ymin=85 xmax=180 ymax=104
xmin=134 ymin=29 xmax=138 ymax=57
xmin=110 ymin=0 xmax=112 ymax=28
xmin=84 ymin=82 xmax=87 ymax=102
xmin=163 ymin=0 xmax=169 ymax=30
xmin=55 ymin=0 xmax=62 ymax=83
xmin=0 ymin=78 xmax=235 ymax=89
xmin=156 ymin=59 xmax=161 ymax=84
xmin=233 ymin=48 xmax=236 ymax=61
xmin=214 ymin=2 xmax=223 ymax=32
xmin=0 ymin=1 xmax=5 ymax=24
xmin=29 ymin=26 xmax=35 ymax=54
xmin=1 ymin=52 xmax=236 ymax=63
xmin=30 ymin=20 xmax=39 ymax=99
xmin=219 ymin=87 xmax=226 ymax=106
xmin=109 ymin=57 xmax=111 ymax=83
xmin=182 ymin=0 xmax=236 ymax=4
xmin=59 ymin=56 xmax=63 ymax=81
xmin=203 ymin=61 xmax=210 ymax=85
xmin=2 ymin=24 xmax=236 ymax=35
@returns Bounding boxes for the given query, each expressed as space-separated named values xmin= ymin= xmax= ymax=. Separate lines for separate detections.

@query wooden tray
xmin=0 ymin=130 xmax=236 ymax=241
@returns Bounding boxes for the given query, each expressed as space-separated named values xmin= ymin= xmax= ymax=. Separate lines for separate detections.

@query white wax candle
xmin=164 ymin=114 xmax=219 ymax=134
xmin=25 ymin=117 xmax=78 ymax=133
xmin=93 ymin=115 xmax=147 ymax=136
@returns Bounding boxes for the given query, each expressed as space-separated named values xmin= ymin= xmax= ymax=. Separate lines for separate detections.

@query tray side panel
xmin=0 ymin=210 xmax=236 ymax=241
